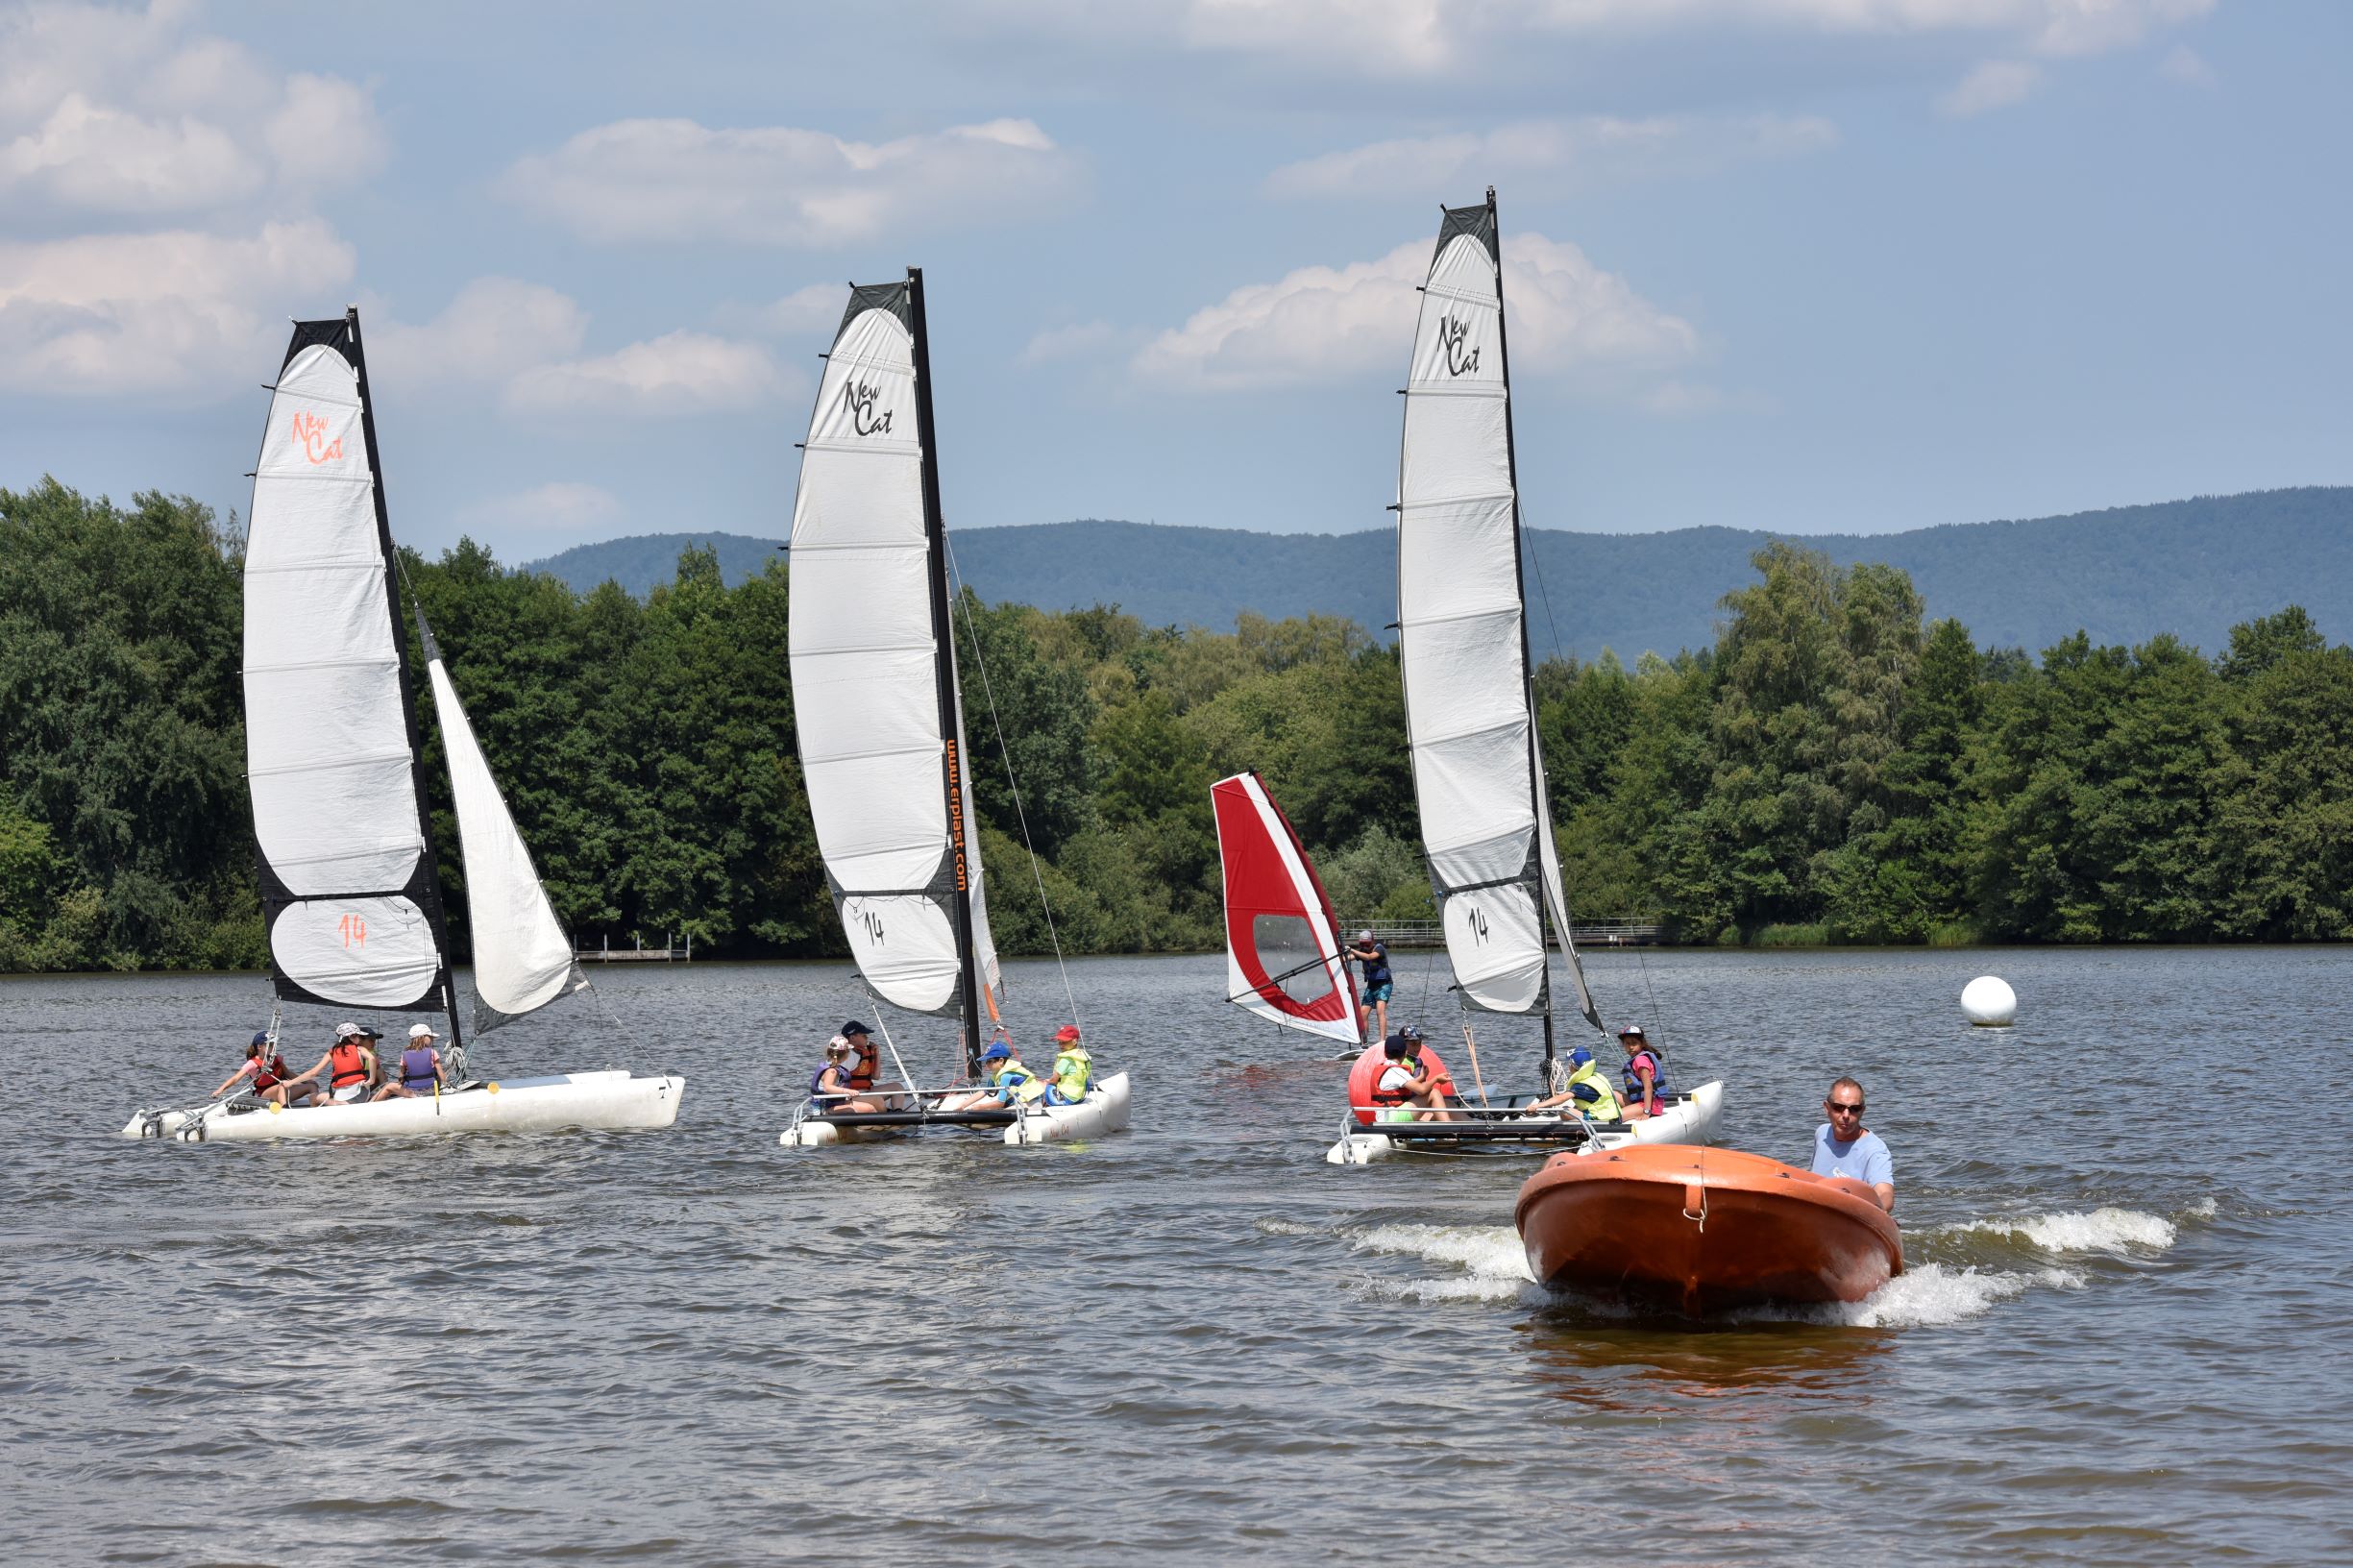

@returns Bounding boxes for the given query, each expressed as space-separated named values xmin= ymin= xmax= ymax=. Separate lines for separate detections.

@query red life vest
xmin=846 ymin=1046 xmax=877 ymax=1092
xmin=329 ymin=1042 xmax=369 ymax=1089
xmin=251 ymin=1054 xmax=290 ymax=1091
xmin=1346 ymin=1042 xmax=1453 ymax=1127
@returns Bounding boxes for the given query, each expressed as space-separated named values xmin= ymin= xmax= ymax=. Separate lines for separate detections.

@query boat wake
xmin=1327 ymin=1200 xmax=2205 ymax=1323
xmin=1349 ymin=1223 xmax=1539 ymax=1304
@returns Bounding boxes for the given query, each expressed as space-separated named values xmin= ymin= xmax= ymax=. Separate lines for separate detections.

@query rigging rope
xmin=942 ymin=536 xmax=1082 ymax=1033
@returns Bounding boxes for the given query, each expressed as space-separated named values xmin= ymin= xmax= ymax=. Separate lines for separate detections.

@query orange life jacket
xmin=329 ymin=1042 xmax=369 ymax=1089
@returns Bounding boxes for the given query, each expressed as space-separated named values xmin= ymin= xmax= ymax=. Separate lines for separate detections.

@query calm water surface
xmin=2 ymin=946 xmax=2347 ymax=1565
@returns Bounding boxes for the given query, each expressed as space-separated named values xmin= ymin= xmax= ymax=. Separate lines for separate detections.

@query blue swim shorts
xmin=1364 ymin=982 xmax=1393 ymax=1004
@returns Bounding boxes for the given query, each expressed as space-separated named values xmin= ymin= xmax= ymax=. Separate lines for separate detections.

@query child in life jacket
xmin=211 ymin=1032 xmax=319 ymax=1107
xmin=1525 ymin=1044 xmax=1623 ymax=1122
xmin=1042 ymin=1024 xmax=1092 ymax=1105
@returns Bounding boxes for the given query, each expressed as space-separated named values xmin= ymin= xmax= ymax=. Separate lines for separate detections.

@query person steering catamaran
xmin=122 ymin=309 xmax=683 ymax=1142
xmin=1327 ymin=191 xmax=1722 ymax=1164
xmin=778 ymin=271 xmax=1129 ymax=1148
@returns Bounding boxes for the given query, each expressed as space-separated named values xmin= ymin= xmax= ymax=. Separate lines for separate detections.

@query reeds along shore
xmin=8 ymin=479 xmax=2353 ymax=973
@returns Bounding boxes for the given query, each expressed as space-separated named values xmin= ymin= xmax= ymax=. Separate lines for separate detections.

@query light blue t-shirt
xmin=1811 ymin=1125 xmax=1892 ymax=1189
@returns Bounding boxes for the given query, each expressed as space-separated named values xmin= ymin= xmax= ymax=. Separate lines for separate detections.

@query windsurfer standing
xmin=1345 ymin=929 xmax=1392 ymax=1044
xmin=1812 ymin=1077 xmax=1895 ymax=1213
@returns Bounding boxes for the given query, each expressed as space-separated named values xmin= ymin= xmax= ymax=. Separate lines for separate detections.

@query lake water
xmin=2 ymin=946 xmax=2346 ymax=1565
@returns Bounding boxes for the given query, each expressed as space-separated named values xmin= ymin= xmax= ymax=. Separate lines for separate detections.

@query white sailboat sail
xmin=243 ymin=314 xmax=456 ymax=1017
xmin=789 ymin=277 xmax=1000 ymax=1028
xmin=1395 ymin=192 xmax=1601 ymax=1032
xmin=420 ymin=617 xmax=585 ymax=1033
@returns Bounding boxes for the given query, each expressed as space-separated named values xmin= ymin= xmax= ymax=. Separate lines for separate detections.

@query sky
xmin=4 ymin=0 xmax=2348 ymax=564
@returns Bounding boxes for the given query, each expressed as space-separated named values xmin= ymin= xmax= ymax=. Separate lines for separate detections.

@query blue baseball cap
xmin=251 ymin=1030 xmax=271 ymax=1048
xmin=980 ymin=1042 xmax=1011 ymax=1063
xmin=1568 ymin=1046 xmax=1595 ymax=1069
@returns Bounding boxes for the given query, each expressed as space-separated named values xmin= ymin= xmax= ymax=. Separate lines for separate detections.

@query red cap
xmin=1054 ymin=1024 xmax=1082 ymax=1042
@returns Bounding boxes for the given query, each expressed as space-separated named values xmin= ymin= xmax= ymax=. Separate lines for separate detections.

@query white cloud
xmin=503 ymin=331 xmax=786 ymax=416
xmin=1939 ymin=59 xmax=2042 ymax=116
xmin=367 ymin=278 xmax=589 ymax=389
xmin=1134 ymin=232 xmax=1699 ymax=396
xmin=0 ymin=2 xmax=386 ymax=217
xmin=979 ymin=0 xmax=2215 ymax=75
xmin=2157 ymin=42 xmax=2214 ymax=86
xmin=457 ymin=481 xmax=625 ymax=533
xmin=1265 ymin=113 xmax=1837 ymax=200
xmin=503 ymin=116 xmax=1081 ymax=247
xmin=0 ymin=217 xmax=355 ymax=394
xmin=1020 ymin=320 xmax=1127 ymax=365
xmin=743 ymin=282 xmax=846 ymax=336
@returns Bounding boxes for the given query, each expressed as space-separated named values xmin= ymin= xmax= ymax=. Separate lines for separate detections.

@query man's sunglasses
xmin=1826 ymin=1100 xmax=1865 ymax=1115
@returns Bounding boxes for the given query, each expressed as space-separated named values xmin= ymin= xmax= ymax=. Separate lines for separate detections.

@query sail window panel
xmin=1401 ymin=393 xmax=1510 ymax=510
xmin=803 ymin=723 xmax=949 ymax=892
xmin=249 ymin=755 xmax=421 ymax=894
xmin=788 ymin=445 xmax=924 ymax=549
xmin=795 ymin=649 xmax=945 ymax=773
xmin=1412 ymin=720 xmax=1537 ymax=889
xmin=840 ymin=892 xmax=962 ymax=1016
xmin=1398 ymin=493 xmax=1517 ymax=625
xmin=1399 ymin=609 xmax=1530 ymax=747
xmin=428 ymin=659 xmax=576 ymax=1020
xmin=787 ymin=544 xmax=934 ymax=667
xmin=806 ymin=315 xmax=919 ymax=454
xmin=1442 ymin=881 xmax=1546 ymax=1014
xmin=269 ymin=894 xmax=440 ymax=1008
xmin=1428 ymin=233 xmax=1501 ymax=307
xmin=245 ymin=562 xmax=398 ymax=688
xmin=1410 ymin=270 xmax=1503 ymax=393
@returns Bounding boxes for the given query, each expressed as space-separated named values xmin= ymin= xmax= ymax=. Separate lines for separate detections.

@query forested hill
xmin=526 ymin=487 xmax=2353 ymax=661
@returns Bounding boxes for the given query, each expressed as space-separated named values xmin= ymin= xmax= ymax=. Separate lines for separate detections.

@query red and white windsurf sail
xmin=1213 ymin=772 xmax=1359 ymax=1044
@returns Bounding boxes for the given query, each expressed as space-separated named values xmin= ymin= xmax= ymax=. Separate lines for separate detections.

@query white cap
xmin=333 ymin=1021 xmax=360 ymax=1041
xmin=827 ymin=1034 xmax=848 ymax=1050
xmin=1360 ymin=929 xmax=1375 ymax=941
xmin=409 ymin=1022 xmax=437 ymax=1041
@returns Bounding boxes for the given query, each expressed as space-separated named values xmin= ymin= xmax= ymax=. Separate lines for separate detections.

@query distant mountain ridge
xmin=522 ymin=487 xmax=2353 ymax=661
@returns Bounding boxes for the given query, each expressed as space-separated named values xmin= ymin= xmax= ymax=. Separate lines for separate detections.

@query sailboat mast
xmin=1483 ymin=191 xmax=1559 ymax=1085
xmin=906 ymin=268 xmax=985 ymax=1078
xmin=343 ymin=306 xmax=465 ymax=1056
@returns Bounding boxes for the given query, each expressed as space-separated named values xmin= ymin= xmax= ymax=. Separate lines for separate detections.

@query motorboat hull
xmin=1327 ymin=1079 xmax=1723 ymax=1165
xmin=1514 ymin=1142 xmax=1900 ymax=1313
xmin=121 ymin=1070 xmax=684 ymax=1142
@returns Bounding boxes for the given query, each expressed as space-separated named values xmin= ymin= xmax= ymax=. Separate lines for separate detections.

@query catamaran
xmin=122 ymin=309 xmax=683 ymax=1142
xmin=1327 ymin=191 xmax=1721 ymax=1164
xmin=778 ymin=271 xmax=1129 ymax=1148
xmin=1212 ymin=771 xmax=1361 ymax=1056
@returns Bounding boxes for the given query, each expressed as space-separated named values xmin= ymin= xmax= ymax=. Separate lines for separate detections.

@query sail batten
xmin=789 ymin=274 xmax=998 ymax=1032
xmin=1395 ymin=193 xmax=1600 ymax=1031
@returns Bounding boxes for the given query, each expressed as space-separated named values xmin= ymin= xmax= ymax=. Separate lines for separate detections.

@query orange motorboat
xmin=1514 ymin=1143 xmax=1901 ymax=1314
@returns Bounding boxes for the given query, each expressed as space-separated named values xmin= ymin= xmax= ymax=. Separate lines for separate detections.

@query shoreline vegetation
xmin=8 ymin=476 xmax=2353 ymax=974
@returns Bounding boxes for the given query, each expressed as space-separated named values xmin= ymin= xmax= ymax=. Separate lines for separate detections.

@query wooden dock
xmin=576 ymin=934 xmax=694 ymax=964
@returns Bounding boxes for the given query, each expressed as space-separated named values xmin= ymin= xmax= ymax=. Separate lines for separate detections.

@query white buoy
xmin=1961 ymin=975 xmax=2017 ymax=1027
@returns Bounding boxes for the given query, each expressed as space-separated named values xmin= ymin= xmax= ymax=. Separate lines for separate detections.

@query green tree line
xmin=9 ymin=478 xmax=2353 ymax=971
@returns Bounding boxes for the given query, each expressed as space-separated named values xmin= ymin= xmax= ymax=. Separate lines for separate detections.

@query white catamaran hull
xmin=1325 ymin=1078 xmax=1723 ymax=1165
xmin=1006 ymin=1071 xmax=1130 ymax=1145
xmin=783 ymin=1072 xmax=1132 ymax=1148
xmin=122 ymin=1070 xmax=684 ymax=1143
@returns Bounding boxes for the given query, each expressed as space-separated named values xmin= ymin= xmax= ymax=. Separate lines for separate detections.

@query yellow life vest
xmin=1564 ymin=1056 xmax=1623 ymax=1121
xmin=1049 ymin=1047 xmax=1091 ymax=1101
xmin=995 ymin=1061 xmax=1047 ymax=1105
